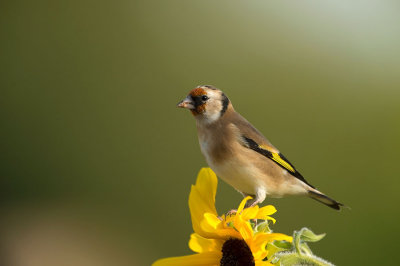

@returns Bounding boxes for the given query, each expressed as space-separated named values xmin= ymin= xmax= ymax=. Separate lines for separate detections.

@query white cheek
xmin=205 ymin=111 xmax=221 ymax=123
xmin=203 ymin=102 xmax=222 ymax=123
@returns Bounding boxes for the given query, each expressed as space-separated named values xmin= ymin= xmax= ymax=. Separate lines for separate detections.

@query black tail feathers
xmin=308 ymin=190 xmax=344 ymax=210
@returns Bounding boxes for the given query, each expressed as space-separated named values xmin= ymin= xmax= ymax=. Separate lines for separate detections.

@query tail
xmin=308 ymin=190 xmax=344 ymax=210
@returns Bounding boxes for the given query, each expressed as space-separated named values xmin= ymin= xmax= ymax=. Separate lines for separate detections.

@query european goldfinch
xmin=178 ymin=85 xmax=343 ymax=210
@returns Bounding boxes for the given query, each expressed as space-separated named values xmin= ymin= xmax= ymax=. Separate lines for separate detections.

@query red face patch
xmin=188 ymin=87 xmax=207 ymax=115
xmin=189 ymin=87 xmax=206 ymax=97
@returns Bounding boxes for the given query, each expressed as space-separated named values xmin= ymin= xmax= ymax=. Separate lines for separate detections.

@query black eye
xmin=202 ymin=95 xmax=209 ymax=101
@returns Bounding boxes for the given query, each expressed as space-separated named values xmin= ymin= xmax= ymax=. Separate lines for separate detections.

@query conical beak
xmin=177 ymin=96 xmax=195 ymax=109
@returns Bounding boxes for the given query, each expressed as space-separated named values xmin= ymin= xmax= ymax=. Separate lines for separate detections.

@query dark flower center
xmin=220 ymin=238 xmax=255 ymax=266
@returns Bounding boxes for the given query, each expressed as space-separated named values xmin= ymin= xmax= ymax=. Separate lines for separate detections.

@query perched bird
xmin=178 ymin=85 xmax=343 ymax=210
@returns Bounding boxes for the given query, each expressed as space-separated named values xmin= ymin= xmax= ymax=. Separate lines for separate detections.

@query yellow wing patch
xmin=259 ymin=144 xmax=276 ymax=152
xmin=270 ymin=152 xmax=295 ymax=173
xmin=258 ymin=144 xmax=295 ymax=173
xmin=244 ymin=137 xmax=296 ymax=174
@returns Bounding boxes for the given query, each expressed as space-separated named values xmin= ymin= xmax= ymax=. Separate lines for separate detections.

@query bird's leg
xmin=240 ymin=192 xmax=256 ymax=209
xmin=226 ymin=209 xmax=237 ymax=217
xmin=244 ymin=197 xmax=259 ymax=208
xmin=245 ymin=189 xmax=267 ymax=226
xmin=225 ymin=190 xmax=265 ymax=221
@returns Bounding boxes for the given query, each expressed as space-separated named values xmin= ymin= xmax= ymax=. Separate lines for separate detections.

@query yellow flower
xmin=153 ymin=168 xmax=292 ymax=266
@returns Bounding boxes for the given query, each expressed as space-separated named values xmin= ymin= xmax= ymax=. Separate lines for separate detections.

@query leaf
xmin=271 ymin=228 xmax=334 ymax=266
xmin=255 ymin=220 xmax=271 ymax=233
xmin=266 ymin=240 xmax=293 ymax=260
xmin=293 ymin=227 xmax=325 ymax=254
xmin=275 ymin=251 xmax=334 ymax=266
xmin=272 ymin=239 xmax=293 ymax=250
xmin=299 ymin=242 xmax=313 ymax=256
xmin=276 ymin=252 xmax=305 ymax=265
xmin=298 ymin=228 xmax=326 ymax=243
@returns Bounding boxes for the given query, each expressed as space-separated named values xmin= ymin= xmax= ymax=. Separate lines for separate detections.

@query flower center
xmin=220 ymin=238 xmax=255 ymax=266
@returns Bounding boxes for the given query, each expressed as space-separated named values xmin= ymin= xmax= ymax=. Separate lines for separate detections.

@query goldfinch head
xmin=177 ymin=85 xmax=231 ymax=123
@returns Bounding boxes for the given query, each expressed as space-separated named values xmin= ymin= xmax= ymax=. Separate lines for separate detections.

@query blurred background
xmin=1 ymin=0 xmax=399 ymax=265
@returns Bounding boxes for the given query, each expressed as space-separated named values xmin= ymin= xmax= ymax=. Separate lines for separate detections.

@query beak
xmin=177 ymin=96 xmax=195 ymax=109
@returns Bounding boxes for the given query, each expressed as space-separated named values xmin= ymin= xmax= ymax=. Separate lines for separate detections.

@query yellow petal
xmin=188 ymin=233 xmax=222 ymax=253
xmin=189 ymin=186 xmax=209 ymax=236
xmin=237 ymin=196 xmax=252 ymax=214
xmin=193 ymin=212 xmax=240 ymax=239
xmin=252 ymin=249 xmax=269 ymax=263
xmin=195 ymin=168 xmax=217 ymax=193
xmin=249 ymin=233 xmax=292 ymax=263
xmin=255 ymin=260 xmax=274 ymax=266
xmin=203 ymin=213 xmax=222 ymax=229
xmin=194 ymin=168 xmax=218 ymax=215
xmin=152 ymin=251 xmax=221 ymax=266
xmin=256 ymin=205 xmax=277 ymax=218
xmin=252 ymin=233 xmax=292 ymax=249
xmin=236 ymin=218 xmax=254 ymax=241
xmin=234 ymin=197 xmax=255 ymax=241
xmin=200 ymin=213 xmax=223 ymax=236
xmin=263 ymin=216 xmax=276 ymax=224
xmin=188 ymin=168 xmax=219 ymax=237
xmin=268 ymin=233 xmax=292 ymax=242
xmin=241 ymin=205 xmax=259 ymax=220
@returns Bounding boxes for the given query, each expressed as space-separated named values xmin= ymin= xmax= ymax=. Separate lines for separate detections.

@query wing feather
xmin=227 ymin=112 xmax=315 ymax=188
xmin=242 ymin=136 xmax=315 ymax=189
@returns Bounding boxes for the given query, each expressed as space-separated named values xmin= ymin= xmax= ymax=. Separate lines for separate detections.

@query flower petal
xmin=200 ymin=213 xmax=242 ymax=239
xmin=188 ymin=233 xmax=222 ymax=253
xmin=253 ymin=233 xmax=293 ymax=250
xmin=237 ymin=196 xmax=252 ymax=214
xmin=188 ymin=168 xmax=218 ymax=237
xmin=241 ymin=205 xmax=259 ymax=220
xmin=203 ymin=213 xmax=222 ymax=229
xmin=235 ymin=218 xmax=254 ymax=241
xmin=188 ymin=187 xmax=209 ymax=236
xmin=255 ymin=261 xmax=274 ymax=266
xmin=239 ymin=222 xmax=254 ymax=241
xmin=194 ymin=168 xmax=218 ymax=215
xmin=256 ymin=205 xmax=277 ymax=218
xmin=152 ymin=251 xmax=221 ymax=266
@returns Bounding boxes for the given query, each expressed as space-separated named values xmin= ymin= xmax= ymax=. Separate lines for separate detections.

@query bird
xmin=177 ymin=85 xmax=343 ymax=210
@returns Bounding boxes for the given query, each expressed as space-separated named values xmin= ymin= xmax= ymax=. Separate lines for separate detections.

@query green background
xmin=1 ymin=1 xmax=399 ymax=265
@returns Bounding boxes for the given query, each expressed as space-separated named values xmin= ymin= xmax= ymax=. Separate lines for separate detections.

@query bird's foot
xmin=245 ymin=200 xmax=259 ymax=209
xmin=226 ymin=209 xmax=237 ymax=217
xmin=218 ymin=209 xmax=237 ymax=221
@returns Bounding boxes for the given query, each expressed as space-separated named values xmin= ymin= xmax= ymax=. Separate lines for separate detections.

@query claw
xmin=226 ymin=209 xmax=237 ymax=217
